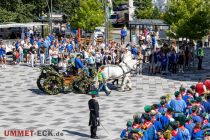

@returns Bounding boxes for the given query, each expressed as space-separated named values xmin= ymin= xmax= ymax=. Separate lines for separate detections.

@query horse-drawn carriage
xmin=37 ymin=65 xmax=97 ymax=95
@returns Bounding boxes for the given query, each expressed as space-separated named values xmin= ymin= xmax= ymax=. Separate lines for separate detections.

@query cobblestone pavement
xmin=0 ymin=49 xmax=210 ymax=140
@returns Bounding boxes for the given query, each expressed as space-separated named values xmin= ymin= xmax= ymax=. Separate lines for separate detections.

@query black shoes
xmin=90 ymin=136 xmax=99 ymax=139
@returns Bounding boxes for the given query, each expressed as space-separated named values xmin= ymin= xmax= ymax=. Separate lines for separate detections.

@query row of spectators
xmin=120 ymin=78 xmax=210 ymax=140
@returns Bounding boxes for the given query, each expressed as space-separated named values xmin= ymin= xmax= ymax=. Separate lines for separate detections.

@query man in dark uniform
xmin=88 ymin=90 xmax=100 ymax=139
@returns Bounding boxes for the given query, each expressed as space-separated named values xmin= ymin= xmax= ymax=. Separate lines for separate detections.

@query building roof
xmin=0 ymin=22 xmax=48 ymax=28
xmin=129 ymin=19 xmax=169 ymax=26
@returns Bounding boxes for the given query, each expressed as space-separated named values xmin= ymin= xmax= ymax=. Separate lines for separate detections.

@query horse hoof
xmin=129 ymin=88 xmax=132 ymax=90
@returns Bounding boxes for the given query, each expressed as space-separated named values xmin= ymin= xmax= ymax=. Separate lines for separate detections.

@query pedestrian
xmin=137 ymin=48 xmax=143 ymax=75
xmin=151 ymin=34 xmax=156 ymax=50
xmin=0 ymin=41 xmax=6 ymax=68
xmin=97 ymin=66 xmax=111 ymax=96
xmin=120 ymin=121 xmax=133 ymax=139
xmin=95 ymin=51 xmax=102 ymax=71
xmin=44 ymin=36 xmax=50 ymax=59
xmin=185 ymin=46 xmax=190 ymax=68
xmin=195 ymin=79 xmax=207 ymax=97
xmin=19 ymin=44 xmax=24 ymax=64
xmin=178 ymin=50 xmax=185 ymax=73
xmin=177 ymin=115 xmax=191 ymax=140
xmin=39 ymin=45 xmax=45 ymax=65
xmin=29 ymin=43 xmax=36 ymax=67
xmin=170 ymin=49 xmax=178 ymax=74
xmin=88 ymin=90 xmax=100 ymax=139
xmin=120 ymin=27 xmax=127 ymax=45
xmin=141 ymin=113 xmax=157 ymax=140
xmin=169 ymin=91 xmax=187 ymax=118
xmin=197 ymin=46 xmax=205 ymax=70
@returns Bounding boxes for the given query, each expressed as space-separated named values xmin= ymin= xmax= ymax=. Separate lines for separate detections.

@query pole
xmin=50 ymin=0 xmax=53 ymax=34
xmin=104 ymin=0 xmax=109 ymax=49
xmin=104 ymin=0 xmax=107 ymax=48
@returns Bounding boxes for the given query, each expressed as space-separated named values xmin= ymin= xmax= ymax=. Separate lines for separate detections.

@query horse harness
xmin=106 ymin=61 xmax=135 ymax=87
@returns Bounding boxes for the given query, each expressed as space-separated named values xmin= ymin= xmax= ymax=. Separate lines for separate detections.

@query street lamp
xmin=45 ymin=0 xmax=53 ymax=34
xmin=104 ymin=0 xmax=109 ymax=48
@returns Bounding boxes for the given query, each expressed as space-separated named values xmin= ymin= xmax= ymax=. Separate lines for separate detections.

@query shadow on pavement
xmin=62 ymin=130 xmax=90 ymax=138
xmin=28 ymin=89 xmax=45 ymax=95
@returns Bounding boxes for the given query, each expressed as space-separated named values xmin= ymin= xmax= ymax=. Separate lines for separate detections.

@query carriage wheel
xmin=43 ymin=76 xmax=62 ymax=95
xmin=37 ymin=74 xmax=46 ymax=92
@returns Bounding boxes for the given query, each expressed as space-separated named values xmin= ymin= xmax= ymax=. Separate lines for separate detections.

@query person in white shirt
xmin=95 ymin=51 xmax=102 ymax=71
xmin=19 ymin=44 xmax=23 ymax=63
xmin=50 ymin=47 xmax=59 ymax=65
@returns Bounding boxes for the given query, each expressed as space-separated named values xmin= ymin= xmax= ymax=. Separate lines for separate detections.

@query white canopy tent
xmin=0 ymin=22 xmax=48 ymax=53
xmin=0 ymin=22 xmax=48 ymax=40
xmin=0 ymin=22 xmax=47 ymax=28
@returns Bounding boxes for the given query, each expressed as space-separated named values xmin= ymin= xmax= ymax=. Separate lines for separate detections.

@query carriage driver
xmin=97 ymin=66 xmax=111 ymax=96
xmin=74 ymin=54 xmax=90 ymax=77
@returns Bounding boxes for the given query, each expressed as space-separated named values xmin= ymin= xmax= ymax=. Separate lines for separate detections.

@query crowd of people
xmin=0 ymin=27 xmax=208 ymax=77
xmin=120 ymin=78 xmax=210 ymax=140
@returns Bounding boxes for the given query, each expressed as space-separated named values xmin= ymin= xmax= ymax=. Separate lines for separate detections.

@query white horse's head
xmin=123 ymin=51 xmax=138 ymax=70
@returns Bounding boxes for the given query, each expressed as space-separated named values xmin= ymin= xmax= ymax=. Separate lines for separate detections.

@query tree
xmin=163 ymin=0 xmax=210 ymax=40
xmin=134 ymin=0 xmax=162 ymax=19
xmin=0 ymin=8 xmax=17 ymax=23
xmin=113 ymin=0 xmax=128 ymax=7
xmin=58 ymin=0 xmax=80 ymax=21
xmin=0 ymin=0 xmax=37 ymax=23
xmin=71 ymin=0 xmax=105 ymax=31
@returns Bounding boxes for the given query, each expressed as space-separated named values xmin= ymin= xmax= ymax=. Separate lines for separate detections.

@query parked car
xmin=93 ymin=28 xmax=104 ymax=39
xmin=118 ymin=4 xmax=129 ymax=11
xmin=109 ymin=14 xmax=120 ymax=24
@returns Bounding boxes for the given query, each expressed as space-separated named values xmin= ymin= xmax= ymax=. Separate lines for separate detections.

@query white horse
xmin=99 ymin=52 xmax=138 ymax=91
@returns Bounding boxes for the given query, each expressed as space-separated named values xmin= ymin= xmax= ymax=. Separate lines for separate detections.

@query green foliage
xmin=0 ymin=8 xmax=17 ymax=23
xmin=134 ymin=0 xmax=162 ymax=19
xmin=0 ymin=0 xmax=105 ymax=31
xmin=0 ymin=0 xmax=38 ymax=23
xmin=71 ymin=0 xmax=105 ymax=31
xmin=163 ymin=0 xmax=210 ymax=39
xmin=58 ymin=0 xmax=80 ymax=20
xmin=113 ymin=0 xmax=128 ymax=6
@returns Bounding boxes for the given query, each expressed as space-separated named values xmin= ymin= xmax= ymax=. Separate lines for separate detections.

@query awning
xmin=129 ymin=19 xmax=169 ymax=26
xmin=0 ymin=22 xmax=48 ymax=28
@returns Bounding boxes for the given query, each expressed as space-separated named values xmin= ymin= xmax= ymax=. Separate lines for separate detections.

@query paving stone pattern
xmin=0 ymin=49 xmax=210 ymax=140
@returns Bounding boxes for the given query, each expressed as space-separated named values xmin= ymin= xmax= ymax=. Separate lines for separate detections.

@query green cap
xmin=160 ymin=101 xmax=165 ymax=105
xmin=127 ymin=121 xmax=132 ymax=127
xmin=167 ymin=107 xmax=173 ymax=112
xmin=174 ymin=91 xmax=180 ymax=97
xmin=152 ymin=104 xmax=159 ymax=109
xmin=133 ymin=114 xmax=140 ymax=123
xmin=186 ymin=116 xmax=192 ymax=121
xmin=187 ymin=89 xmax=193 ymax=94
xmin=89 ymin=90 xmax=98 ymax=95
xmin=202 ymin=113 xmax=208 ymax=119
xmin=190 ymin=99 xmax=196 ymax=104
xmin=77 ymin=54 xmax=83 ymax=57
xmin=178 ymin=115 xmax=186 ymax=126
xmin=144 ymin=105 xmax=151 ymax=113
xmin=196 ymin=97 xmax=202 ymax=102
xmin=160 ymin=96 xmax=166 ymax=99
xmin=190 ymin=85 xmax=195 ymax=89
xmin=142 ymin=113 xmax=151 ymax=121
xmin=180 ymin=87 xmax=185 ymax=92
xmin=191 ymin=105 xmax=198 ymax=111
xmin=170 ymin=121 xmax=178 ymax=129
xmin=204 ymin=131 xmax=210 ymax=136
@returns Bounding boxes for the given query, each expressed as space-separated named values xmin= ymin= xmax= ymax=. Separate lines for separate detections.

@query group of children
xmin=120 ymin=78 xmax=210 ymax=140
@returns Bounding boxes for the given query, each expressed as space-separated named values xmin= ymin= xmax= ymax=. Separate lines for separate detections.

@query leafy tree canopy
xmin=134 ymin=0 xmax=162 ymax=19
xmin=71 ymin=0 xmax=105 ymax=31
xmin=164 ymin=0 xmax=210 ymax=40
